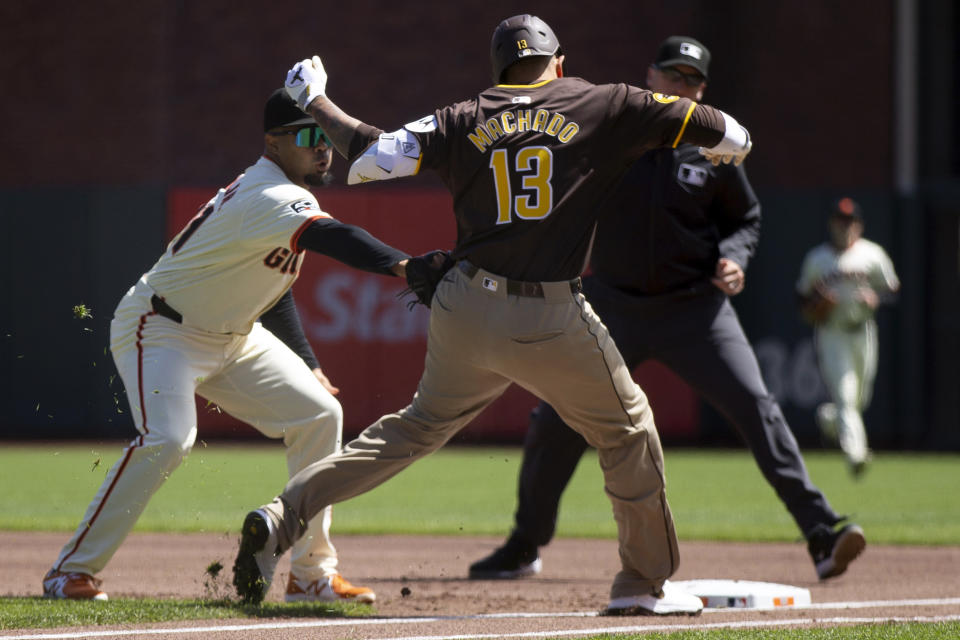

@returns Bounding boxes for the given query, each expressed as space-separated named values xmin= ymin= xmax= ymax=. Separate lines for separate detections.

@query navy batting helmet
xmin=490 ymin=14 xmax=562 ymax=84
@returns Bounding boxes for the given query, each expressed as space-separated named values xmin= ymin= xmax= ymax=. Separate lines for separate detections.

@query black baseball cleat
xmin=808 ymin=523 xmax=866 ymax=580
xmin=233 ymin=509 xmax=280 ymax=604
xmin=469 ymin=536 xmax=542 ymax=579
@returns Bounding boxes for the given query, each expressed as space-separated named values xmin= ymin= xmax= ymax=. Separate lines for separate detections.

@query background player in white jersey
xmin=42 ymin=89 xmax=409 ymax=602
xmin=797 ymin=198 xmax=900 ymax=476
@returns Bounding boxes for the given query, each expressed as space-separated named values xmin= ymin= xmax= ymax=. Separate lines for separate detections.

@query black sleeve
xmin=297 ymin=217 xmax=409 ymax=276
xmin=712 ymin=163 xmax=761 ymax=272
xmin=258 ymin=289 xmax=319 ymax=370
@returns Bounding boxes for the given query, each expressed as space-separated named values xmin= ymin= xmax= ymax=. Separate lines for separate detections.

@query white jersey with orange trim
xmin=796 ymin=236 xmax=898 ymax=471
xmin=144 ymin=156 xmax=329 ymax=334
xmin=52 ymin=153 xmax=350 ymax=586
xmin=796 ymin=238 xmax=899 ymax=329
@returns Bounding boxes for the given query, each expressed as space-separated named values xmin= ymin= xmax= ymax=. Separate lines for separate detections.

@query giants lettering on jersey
xmin=467 ymin=108 xmax=580 ymax=152
xmin=819 ymin=269 xmax=870 ymax=288
xmin=264 ymin=247 xmax=302 ymax=275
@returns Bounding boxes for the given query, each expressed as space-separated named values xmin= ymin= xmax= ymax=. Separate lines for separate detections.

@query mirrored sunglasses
xmin=657 ymin=65 xmax=706 ymax=87
xmin=270 ymin=125 xmax=332 ymax=148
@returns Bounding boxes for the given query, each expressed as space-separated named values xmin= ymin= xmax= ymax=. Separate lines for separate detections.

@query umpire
xmin=469 ymin=36 xmax=865 ymax=582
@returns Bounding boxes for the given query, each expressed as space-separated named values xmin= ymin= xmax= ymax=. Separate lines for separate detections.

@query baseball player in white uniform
xmin=797 ymin=198 xmax=899 ymax=476
xmin=43 ymin=89 xmax=409 ymax=602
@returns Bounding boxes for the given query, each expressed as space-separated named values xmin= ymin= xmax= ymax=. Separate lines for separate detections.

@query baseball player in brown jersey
xmin=233 ymin=15 xmax=752 ymax=615
xmin=469 ymin=36 xmax=866 ymax=585
xmin=43 ymin=90 xmax=409 ymax=603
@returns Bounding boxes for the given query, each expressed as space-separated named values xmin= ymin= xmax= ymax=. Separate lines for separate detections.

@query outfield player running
xmin=797 ymin=198 xmax=899 ymax=477
xmin=233 ymin=15 xmax=754 ymax=616
xmin=42 ymin=89 xmax=409 ymax=603
xmin=468 ymin=36 xmax=866 ymax=585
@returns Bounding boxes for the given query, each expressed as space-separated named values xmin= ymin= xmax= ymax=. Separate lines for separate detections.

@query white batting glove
xmin=285 ymin=55 xmax=328 ymax=111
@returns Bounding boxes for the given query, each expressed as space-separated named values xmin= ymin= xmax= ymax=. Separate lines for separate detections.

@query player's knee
xmin=306 ymin=390 xmax=343 ymax=427
xmin=289 ymin=400 xmax=343 ymax=441
xmin=141 ymin=430 xmax=195 ymax=470
xmin=326 ymin=399 xmax=344 ymax=427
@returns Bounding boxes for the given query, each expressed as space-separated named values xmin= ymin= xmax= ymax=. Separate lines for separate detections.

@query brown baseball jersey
xmin=258 ymin=68 xmax=740 ymax=609
xmin=413 ymin=77 xmax=725 ymax=281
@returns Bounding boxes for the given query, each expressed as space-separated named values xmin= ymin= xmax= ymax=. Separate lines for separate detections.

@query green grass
xmin=2 ymin=443 xmax=958 ymax=637
xmin=656 ymin=626 xmax=958 ymax=640
xmin=0 ymin=596 xmax=368 ymax=629
xmin=1 ymin=598 xmax=955 ymax=638
xmin=3 ymin=443 xmax=958 ymax=545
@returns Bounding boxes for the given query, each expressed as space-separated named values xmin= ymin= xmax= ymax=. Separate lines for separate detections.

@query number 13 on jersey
xmin=490 ymin=146 xmax=555 ymax=224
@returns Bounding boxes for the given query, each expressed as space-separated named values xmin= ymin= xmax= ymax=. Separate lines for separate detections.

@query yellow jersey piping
xmin=496 ymin=78 xmax=556 ymax=89
xmin=672 ymin=101 xmax=698 ymax=148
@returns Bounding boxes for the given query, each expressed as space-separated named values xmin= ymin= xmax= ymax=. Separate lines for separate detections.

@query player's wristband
xmin=704 ymin=111 xmax=751 ymax=155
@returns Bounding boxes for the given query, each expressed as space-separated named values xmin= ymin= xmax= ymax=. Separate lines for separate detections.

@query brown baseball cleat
xmin=42 ymin=569 xmax=108 ymax=601
xmin=285 ymin=573 xmax=376 ymax=604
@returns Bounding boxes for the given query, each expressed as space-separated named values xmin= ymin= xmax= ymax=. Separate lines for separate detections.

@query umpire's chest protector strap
xmin=347 ymin=128 xmax=422 ymax=184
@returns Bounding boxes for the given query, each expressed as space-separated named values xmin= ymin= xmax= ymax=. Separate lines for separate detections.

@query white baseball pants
xmin=54 ymin=279 xmax=342 ymax=582
xmin=815 ymin=321 xmax=878 ymax=466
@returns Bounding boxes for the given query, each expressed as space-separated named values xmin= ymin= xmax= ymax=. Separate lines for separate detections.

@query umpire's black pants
xmin=513 ymin=276 xmax=842 ymax=548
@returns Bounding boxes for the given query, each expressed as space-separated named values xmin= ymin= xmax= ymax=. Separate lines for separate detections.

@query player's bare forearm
xmin=306 ymin=97 xmax=370 ymax=160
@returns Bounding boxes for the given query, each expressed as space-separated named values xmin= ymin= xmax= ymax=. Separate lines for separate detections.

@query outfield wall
xmin=2 ymin=0 xmax=957 ymax=447
xmin=3 ymin=185 xmax=953 ymax=450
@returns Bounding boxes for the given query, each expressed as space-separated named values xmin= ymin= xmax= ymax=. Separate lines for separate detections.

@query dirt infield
xmin=5 ymin=531 xmax=960 ymax=638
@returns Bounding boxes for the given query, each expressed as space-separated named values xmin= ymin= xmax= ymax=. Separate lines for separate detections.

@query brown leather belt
xmin=151 ymin=294 xmax=183 ymax=323
xmin=458 ymin=261 xmax=581 ymax=297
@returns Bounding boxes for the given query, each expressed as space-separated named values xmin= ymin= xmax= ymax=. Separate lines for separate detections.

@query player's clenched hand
xmin=711 ymin=257 xmax=745 ymax=296
xmin=700 ymin=120 xmax=753 ymax=167
xmin=700 ymin=136 xmax=752 ymax=166
xmin=285 ymin=55 xmax=328 ymax=111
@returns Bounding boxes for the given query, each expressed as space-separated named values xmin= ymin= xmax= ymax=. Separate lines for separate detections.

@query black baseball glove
xmin=399 ymin=250 xmax=455 ymax=309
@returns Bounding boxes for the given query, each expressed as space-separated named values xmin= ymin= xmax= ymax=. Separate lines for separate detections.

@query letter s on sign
xmin=309 ymin=272 xmax=354 ymax=340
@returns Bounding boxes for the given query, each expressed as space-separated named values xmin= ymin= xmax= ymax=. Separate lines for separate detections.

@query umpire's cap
xmin=830 ymin=197 xmax=864 ymax=222
xmin=263 ymin=89 xmax=315 ymax=132
xmin=490 ymin=14 xmax=562 ymax=84
xmin=654 ymin=36 xmax=711 ymax=79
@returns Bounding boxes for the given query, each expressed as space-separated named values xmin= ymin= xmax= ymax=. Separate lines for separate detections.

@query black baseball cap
xmin=654 ymin=36 xmax=710 ymax=79
xmin=263 ymin=88 xmax=315 ymax=132
xmin=830 ymin=197 xmax=864 ymax=222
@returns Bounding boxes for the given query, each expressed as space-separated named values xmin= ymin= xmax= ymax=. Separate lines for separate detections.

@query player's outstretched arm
xmin=296 ymin=217 xmax=409 ymax=276
xmin=661 ymin=99 xmax=752 ymax=167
